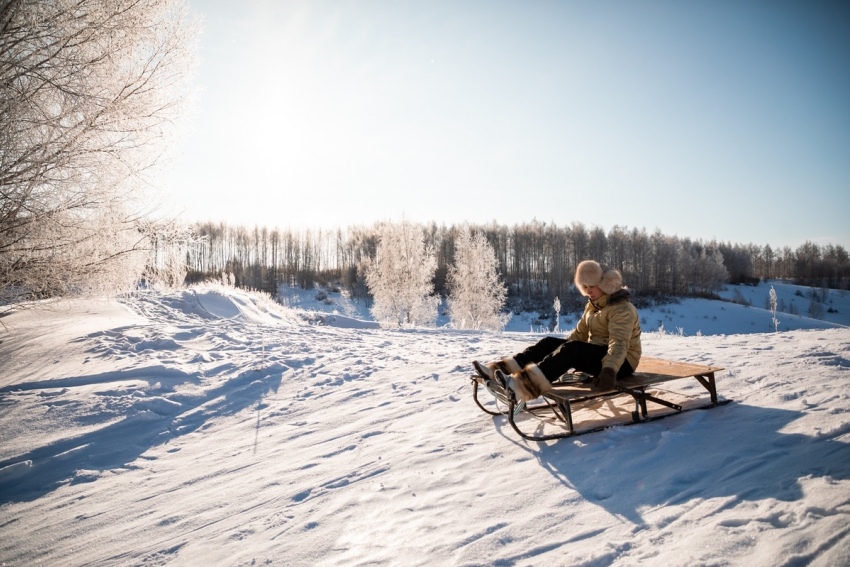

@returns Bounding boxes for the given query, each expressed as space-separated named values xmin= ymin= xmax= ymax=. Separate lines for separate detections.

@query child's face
xmin=584 ymin=285 xmax=603 ymax=301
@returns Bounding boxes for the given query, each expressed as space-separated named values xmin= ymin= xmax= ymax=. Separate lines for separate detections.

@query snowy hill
xmin=285 ymin=281 xmax=849 ymax=337
xmin=716 ymin=280 xmax=850 ymax=327
xmin=1 ymin=285 xmax=849 ymax=565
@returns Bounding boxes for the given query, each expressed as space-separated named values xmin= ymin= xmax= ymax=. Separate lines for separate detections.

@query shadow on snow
xmin=501 ymin=402 xmax=850 ymax=525
xmin=0 ymin=369 xmax=282 ymax=505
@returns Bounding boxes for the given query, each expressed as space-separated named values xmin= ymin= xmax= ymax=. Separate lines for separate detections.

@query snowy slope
xmin=506 ymin=281 xmax=849 ymax=336
xmin=717 ymin=280 xmax=850 ymax=327
xmin=278 ymin=281 xmax=848 ymax=336
xmin=1 ymin=286 xmax=849 ymax=566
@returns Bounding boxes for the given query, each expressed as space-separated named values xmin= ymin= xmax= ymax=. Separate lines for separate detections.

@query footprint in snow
xmin=291 ymin=488 xmax=311 ymax=502
xmin=594 ymin=489 xmax=613 ymax=501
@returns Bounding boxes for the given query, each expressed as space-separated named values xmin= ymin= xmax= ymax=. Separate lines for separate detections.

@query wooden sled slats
xmin=471 ymin=357 xmax=730 ymax=442
xmin=632 ymin=356 xmax=724 ymax=378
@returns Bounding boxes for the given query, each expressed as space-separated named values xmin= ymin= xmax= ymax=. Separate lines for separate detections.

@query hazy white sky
xmin=162 ymin=0 xmax=850 ymax=249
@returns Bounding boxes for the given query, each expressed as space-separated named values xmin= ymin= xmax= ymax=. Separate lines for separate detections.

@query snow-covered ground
xmin=1 ymin=284 xmax=849 ymax=566
xmin=716 ymin=280 xmax=850 ymax=327
xmin=289 ymin=280 xmax=849 ymax=336
xmin=638 ymin=280 xmax=849 ymax=337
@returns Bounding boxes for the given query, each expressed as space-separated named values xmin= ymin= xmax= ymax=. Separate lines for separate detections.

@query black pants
xmin=513 ymin=337 xmax=634 ymax=383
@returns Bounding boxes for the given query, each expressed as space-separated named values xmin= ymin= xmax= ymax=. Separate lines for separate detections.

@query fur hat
xmin=574 ymin=260 xmax=623 ymax=296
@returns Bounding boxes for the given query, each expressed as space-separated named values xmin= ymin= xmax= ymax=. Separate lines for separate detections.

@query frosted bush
xmin=446 ymin=227 xmax=510 ymax=331
xmin=365 ymin=221 xmax=440 ymax=328
xmin=769 ymin=286 xmax=780 ymax=332
xmin=553 ymin=297 xmax=561 ymax=333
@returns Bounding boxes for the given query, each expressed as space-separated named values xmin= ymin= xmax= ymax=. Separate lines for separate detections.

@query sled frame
xmin=471 ymin=357 xmax=730 ymax=442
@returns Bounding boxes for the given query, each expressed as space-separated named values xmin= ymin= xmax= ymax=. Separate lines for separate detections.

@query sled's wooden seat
xmin=471 ymin=356 xmax=728 ymax=441
xmin=547 ymin=357 xmax=724 ymax=398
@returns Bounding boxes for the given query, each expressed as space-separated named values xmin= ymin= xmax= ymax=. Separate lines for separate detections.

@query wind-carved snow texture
xmin=0 ymin=287 xmax=849 ymax=566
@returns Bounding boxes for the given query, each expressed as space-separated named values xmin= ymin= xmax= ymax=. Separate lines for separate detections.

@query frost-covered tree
xmin=769 ymin=286 xmax=779 ymax=332
xmin=679 ymin=242 xmax=729 ymax=294
xmin=365 ymin=221 xmax=439 ymax=328
xmin=553 ymin=296 xmax=561 ymax=333
xmin=446 ymin=227 xmax=509 ymax=331
xmin=0 ymin=0 xmax=199 ymax=309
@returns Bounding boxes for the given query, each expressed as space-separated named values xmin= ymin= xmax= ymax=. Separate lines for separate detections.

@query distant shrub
xmin=730 ymin=288 xmax=752 ymax=306
xmin=691 ymin=291 xmax=722 ymax=300
xmin=808 ymin=299 xmax=824 ymax=320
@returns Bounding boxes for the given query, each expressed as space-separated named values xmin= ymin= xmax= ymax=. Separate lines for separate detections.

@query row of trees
xmin=721 ymin=241 xmax=850 ymax=288
xmin=182 ymin=220 xmax=850 ymax=311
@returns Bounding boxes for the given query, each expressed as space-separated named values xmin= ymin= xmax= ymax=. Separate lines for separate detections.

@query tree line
xmin=182 ymin=220 xmax=850 ymax=313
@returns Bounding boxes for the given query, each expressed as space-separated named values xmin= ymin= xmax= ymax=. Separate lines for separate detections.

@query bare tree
xmin=1 ymin=0 xmax=198 ymax=310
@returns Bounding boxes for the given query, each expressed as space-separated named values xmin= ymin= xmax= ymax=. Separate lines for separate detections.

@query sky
xmin=161 ymin=0 xmax=850 ymax=249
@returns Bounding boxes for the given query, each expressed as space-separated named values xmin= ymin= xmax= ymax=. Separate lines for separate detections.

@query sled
xmin=471 ymin=357 xmax=730 ymax=441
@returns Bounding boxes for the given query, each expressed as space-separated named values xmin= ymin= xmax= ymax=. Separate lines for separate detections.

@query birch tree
xmin=446 ymin=226 xmax=509 ymax=331
xmin=365 ymin=220 xmax=439 ymax=328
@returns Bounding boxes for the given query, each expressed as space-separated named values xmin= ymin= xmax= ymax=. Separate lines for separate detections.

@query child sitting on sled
xmin=474 ymin=260 xmax=642 ymax=402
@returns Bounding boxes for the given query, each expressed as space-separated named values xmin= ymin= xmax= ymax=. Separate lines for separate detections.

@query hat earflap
xmin=599 ymin=268 xmax=623 ymax=295
xmin=574 ymin=260 xmax=623 ymax=296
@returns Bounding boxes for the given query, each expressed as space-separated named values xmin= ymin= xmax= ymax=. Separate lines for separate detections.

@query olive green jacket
xmin=568 ymin=290 xmax=642 ymax=372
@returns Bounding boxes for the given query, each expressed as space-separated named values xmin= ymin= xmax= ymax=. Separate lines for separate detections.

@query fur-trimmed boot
xmin=510 ymin=363 xmax=552 ymax=402
xmin=472 ymin=357 xmax=521 ymax=382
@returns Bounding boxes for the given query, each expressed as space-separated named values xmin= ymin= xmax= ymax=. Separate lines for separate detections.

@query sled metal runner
xmin=472 ymin=357 xmax=730 ymax=441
